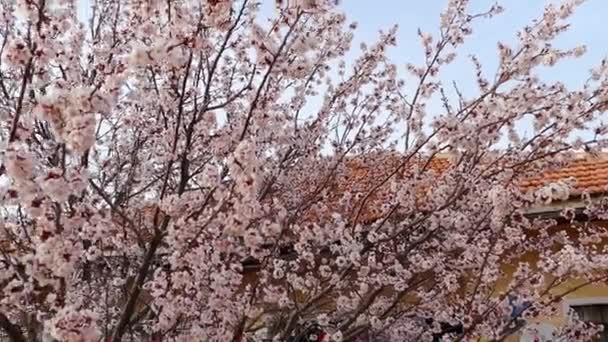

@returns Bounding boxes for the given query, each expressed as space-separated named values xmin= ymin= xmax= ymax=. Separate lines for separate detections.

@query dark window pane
xmin=572 ymin=305 xmax=608 ymax=342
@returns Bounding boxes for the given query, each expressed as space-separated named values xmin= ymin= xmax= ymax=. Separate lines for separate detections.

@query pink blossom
xmin=0 ymin=0 xmax=606 ymax=341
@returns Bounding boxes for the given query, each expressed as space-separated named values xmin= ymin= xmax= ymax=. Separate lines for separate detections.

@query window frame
xmin=563 ymin=297 xmax=608 ymax=341
xmin=563 ymin=297 xmax=608 ymax=316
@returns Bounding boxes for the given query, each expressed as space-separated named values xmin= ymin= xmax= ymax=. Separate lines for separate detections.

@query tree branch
xmin=0 ymin=313 xmax=26 ymax=342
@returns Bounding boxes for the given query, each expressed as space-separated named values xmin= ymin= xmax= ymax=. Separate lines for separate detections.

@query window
xmin=571 ymin=304 xmax=608 ymax=342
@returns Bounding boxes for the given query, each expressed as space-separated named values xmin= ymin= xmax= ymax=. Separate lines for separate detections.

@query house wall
xmin=499 ymin=220 xmax=608 ymax=341
xmin=238 ymin=219 xmax=608 ymax=340
xmin=499 ymin=280 xmax=608 ymax=342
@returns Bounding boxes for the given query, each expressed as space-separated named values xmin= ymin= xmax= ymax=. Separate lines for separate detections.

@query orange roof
xmin=312 ymin=153 xmax=608 ymax=224
xmin=520 ymin=157 xmax=608 ymax=197
xmin=299 ymin=153 xmax=451 ymax=224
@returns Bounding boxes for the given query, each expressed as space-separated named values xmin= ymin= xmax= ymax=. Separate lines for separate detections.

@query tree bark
xmin=0 ymin=312 xmax=26 ymax=342
xmin=110 ymin=231 xmax=164 ymax=341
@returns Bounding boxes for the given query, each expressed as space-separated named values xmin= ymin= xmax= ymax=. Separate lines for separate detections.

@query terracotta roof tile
xmin=3 ymin=155 xmax=608 ymax=251
xmin=327 ymin=154 xmax=608 ymax=223
xmin=522 ymin=157 xmax=608 ymax=196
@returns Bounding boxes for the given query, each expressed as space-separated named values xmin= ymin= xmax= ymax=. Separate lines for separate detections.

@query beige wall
xmin=496 ymin=220 xmax=608 ymax=341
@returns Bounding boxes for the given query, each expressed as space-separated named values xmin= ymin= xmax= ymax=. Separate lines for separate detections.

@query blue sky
xmin=346 ymin=0 xmax=606 ymax=85
xmin=77 ymin=0 xmax=607 ymax=93
xmin=341 ymin=0 xmax=607 ymax=142
xmin=76 ymin=0 xmax=607 ymax=141
xmin=78 ymin=0 xmax=607 ymax=85
xmin=254 ymin=0 xmax=607 ymax=141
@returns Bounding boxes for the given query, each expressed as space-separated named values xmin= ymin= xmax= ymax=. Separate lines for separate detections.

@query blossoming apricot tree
xmin=2 ymin=0 xmax=608 ymax=341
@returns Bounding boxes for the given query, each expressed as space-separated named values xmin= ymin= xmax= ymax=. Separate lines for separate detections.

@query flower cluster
xmin=0 ymin=0 xmax=608 ymax=341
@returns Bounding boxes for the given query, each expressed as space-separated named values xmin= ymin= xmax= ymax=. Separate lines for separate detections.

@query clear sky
xmin=254 ymin=0 xmax=607 ymax=141
xmin=76 ymin=0 xmax=607 ymax=141
xmin=78 ymin=0 xmax=608 ymax=85
xmin=77 ymin=0 xmax=607 ymax=93
xmin=340 ymin=0 xmax=607 ymax=92
xmin=340 ymin=0 xmax=607 ymax=142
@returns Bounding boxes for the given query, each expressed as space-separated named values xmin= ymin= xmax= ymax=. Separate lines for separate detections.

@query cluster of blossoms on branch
xmin=1 ymin=0 xmax=608 ymax=341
